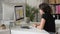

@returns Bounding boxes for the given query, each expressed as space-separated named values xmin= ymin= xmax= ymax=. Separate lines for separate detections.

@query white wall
xmin=2 ymin=0 xmax=26 ymax=3
xmin=2 ymin=3 xmax=15 ymax=21
xmin=2 ymin=0 xmax=45 ymax=8
xmin=27 ymin=0 xmax=44 ymax=8
xmin=0 ymin=0 xmax=2 ymax=20
xmin=0 ymin=3 xmax=15 ymax=25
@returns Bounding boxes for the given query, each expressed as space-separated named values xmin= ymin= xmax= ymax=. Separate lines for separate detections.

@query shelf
xmin=50 ymin=4 xmax=60 ymax=5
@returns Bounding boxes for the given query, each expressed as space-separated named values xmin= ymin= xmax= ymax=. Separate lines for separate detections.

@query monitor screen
xmin=15 ymin=6 xmax=24 ymax=21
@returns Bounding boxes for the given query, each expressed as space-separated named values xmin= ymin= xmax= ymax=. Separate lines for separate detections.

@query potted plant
xmin=26 ymin=4 xmax=39 ymax=22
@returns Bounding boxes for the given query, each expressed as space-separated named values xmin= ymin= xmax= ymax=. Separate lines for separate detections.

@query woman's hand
xmin=33 ymin=24 xmax=37 ymax=27
xmin=33 ymin=23 xmax=40 ymax=28
xmin=37 ymin=26 xmax=43 ymax=30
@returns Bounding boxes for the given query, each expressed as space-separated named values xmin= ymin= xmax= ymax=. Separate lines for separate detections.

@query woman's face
xmin=39 ymin=9 xmax=44 ymax=15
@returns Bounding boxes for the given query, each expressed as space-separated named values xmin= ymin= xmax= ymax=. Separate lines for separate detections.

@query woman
xmin=33 ymin=3 xmax=56 ymax=34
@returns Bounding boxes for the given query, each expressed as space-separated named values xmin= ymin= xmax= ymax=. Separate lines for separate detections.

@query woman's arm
xmin=37 ymin=18 xmax=46 ymax=30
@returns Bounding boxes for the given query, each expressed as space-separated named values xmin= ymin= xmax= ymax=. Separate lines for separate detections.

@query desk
xmin=0 ymin=26 xmax=49 ymax=34
xmin=0 ymin=22 xmax=49 ymax=34
xmin=11 ymin=26 xmax=49 ymax=34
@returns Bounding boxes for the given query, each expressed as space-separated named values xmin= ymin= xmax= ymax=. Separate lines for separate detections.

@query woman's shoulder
xmin=42 ymin=14 xmax=52 ymax=18
xmin=42 ymin=14 xmax=49 ymax=16
xmin=43 ymin=14 xmax=52 ymax=16
xmin=42 ymin=14 xmax=48 ymax=20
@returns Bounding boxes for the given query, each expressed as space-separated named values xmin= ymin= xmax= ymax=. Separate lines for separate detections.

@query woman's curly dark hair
xmin=39 ymin=3 xmax=52 ymax=14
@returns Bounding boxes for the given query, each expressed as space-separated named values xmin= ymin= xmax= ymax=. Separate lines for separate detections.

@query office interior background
xmin=0 ymin=0 xmax=60 ymax=34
